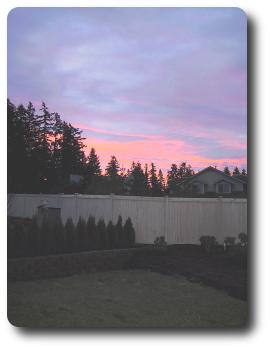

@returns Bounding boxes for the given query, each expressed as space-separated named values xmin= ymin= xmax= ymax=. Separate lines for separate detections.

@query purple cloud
xmin=8 ymin=7 xmax=247 ymax=171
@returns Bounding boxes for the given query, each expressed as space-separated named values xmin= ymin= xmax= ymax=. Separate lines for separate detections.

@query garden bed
xmin=7 ymin=246 xmax=157 ymax=281
xmin=126 ymin=244 xmax=248 ymax=301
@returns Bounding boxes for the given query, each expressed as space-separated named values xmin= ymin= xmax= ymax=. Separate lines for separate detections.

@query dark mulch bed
xmin=126 ymin=245 xmax=248 ymax=301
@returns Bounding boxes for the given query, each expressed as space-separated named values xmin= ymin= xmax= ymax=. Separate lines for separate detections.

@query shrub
xmin=40 ymin=217 xmax=54 ymax=255
xmin=115 ymin=216 xmax=123 ymax=248
xmin=97 ymin=218 xmax=108 ymax=249
xmin=28 ymin=215 xmax=40 ymax=256
xmin=107 ymin=220 xmax=116 ymax=249
xmin=76 ymin=217 xmax=87 ymax=252
xmin=65 ymin=218 xmax=76 ymax=253
xmin=154 ymin=236 xmax=167 ymax=247
xmin=53 ymin=217 xmax=66 ymax=254
xmin=123 ymin=217 xmax=136 ymax=247
xmin=224 ymin=237 xmax=236 ymax=246
xmin=199 ymin=235 xmax=217 ymax=253
xmin=86 ymin=215 xmax=97 ymax=250
xmin=7 ymin=217 xmax=17 ymax=258
xmin=238 ymin=232 xmax=248 ymax=247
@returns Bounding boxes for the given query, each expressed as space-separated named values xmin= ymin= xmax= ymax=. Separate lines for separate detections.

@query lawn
xmin=8 ymin=269 xmax=247 ymax=328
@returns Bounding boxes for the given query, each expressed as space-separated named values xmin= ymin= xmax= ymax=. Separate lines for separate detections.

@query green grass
xmin=7 ymin=270 xmax=247 ymax=328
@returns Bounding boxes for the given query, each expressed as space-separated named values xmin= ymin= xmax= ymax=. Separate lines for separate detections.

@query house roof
xmin=179 ymin=166 xmax=247 ymax=185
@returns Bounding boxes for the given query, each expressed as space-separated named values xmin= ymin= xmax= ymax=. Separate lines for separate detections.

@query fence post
xmin=164 ymin=196 xmax=169 ymax=243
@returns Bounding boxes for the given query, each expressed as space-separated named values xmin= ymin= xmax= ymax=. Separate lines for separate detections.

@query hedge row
xmin=7 ymin=215 xmax=136 ymax=258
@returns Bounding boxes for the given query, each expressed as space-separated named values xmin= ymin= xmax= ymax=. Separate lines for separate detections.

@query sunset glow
xmin=8 ymin=8 xmax=247 ymax=173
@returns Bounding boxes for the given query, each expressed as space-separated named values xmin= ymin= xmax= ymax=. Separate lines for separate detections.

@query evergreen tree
xmin=40 ymin=217 xmax=53 ymax=255
xmin=65 ymin=218 xmax=76 ymax=253
xmin=86 ymin=215 xmax=97 ymax=250
xmin=149 ymin=162 xmax=159 ymax=196
xmin=178 ymin=162 xmax=194 ymax=179
xmin=76 ymin=216 xmax=87 ymax=252
xmin=123 ymin=217 xmax=136 ymax=247
xmin=232 ymin=166 xmax=241 ymax=176
xmin=107 ymin=220 xmax=116 ymax=249
xmin=167 ymin=163 xmax=179 ymax=195
xmin=35 ymin=102 xmax=54 ymax=189
xmin=144 ymin=163 xmax=150 ymax=194
xmin=86 ymin=148 xmax=102 ymax=182
xmin=130 ymin=162 xmax=147 ymax=195
xmin=53 ymin=216 xmax=66 ymax=254
xmin=61 ymin=122 xmax=86 ymax=181
xmin=241 ymin=168 xmax=247 ymax=176
xmin=105 ymin=155 xmax=122 ymax=194
xmin=224 ymin=166 xmax=231 ymax=176
xmin=105 ymin=155 xmax=120 ymax=178
xmin=28 ymin=216 xmax=40 ymax=256
xmin=96 ymin=218 xmax=108 ymax=249
xmin=115 ymin=216 xmax=123 ymax=248
xmin=51 ymin=112 xmax=64 ymax=186
xmin=157 ymin=169 xmax=166 ymax=194
xmin=7 ymin=99 xmax=28 ymax=192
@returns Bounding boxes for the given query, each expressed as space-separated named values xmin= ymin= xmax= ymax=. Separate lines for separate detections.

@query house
xmin=178 ymin=166 xmax=247 ymax=197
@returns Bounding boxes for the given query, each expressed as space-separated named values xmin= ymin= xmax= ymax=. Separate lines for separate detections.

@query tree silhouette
xmin=233 ymin=166 xmax=240 ymax=176
xmin=86 ymin=148 xmax=102 ymax=180
xmin=167 ymin=163 xmax=179 ymax=195
xmin=223 ymin=166 xmax=231 ymax=176
xmin=105 ymin=155 xmax=120 ymax=178
xmin=157 ymin=169 xmax=166 ymax=194
xmin=149 ymin=162 xmax=160 ymax=196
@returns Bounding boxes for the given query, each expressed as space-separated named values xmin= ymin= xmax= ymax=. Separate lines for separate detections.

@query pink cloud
xmin=83 ymin=135 xmax=246 ymax=174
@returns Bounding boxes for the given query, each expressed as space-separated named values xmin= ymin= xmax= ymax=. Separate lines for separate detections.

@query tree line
xmin=7 ymin=99 xmax=247 ymax=196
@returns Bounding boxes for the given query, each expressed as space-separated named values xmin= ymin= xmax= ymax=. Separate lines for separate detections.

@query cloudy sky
xmin=8 ymin=7 xmax=247 ymax=172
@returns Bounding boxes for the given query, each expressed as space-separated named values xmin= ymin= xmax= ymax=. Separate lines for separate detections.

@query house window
xmin=192 ymin=183 xmax=201 ymax=193
xmin=223 ymin=183 xmax=230 ymax=193
xmin=217 ymin=183 xmax=231 ymax=193
xmin=203 ymin=184 xmax=208 ymax=193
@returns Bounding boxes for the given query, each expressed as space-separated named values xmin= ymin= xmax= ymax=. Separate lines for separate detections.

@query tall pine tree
xmin=149 ymin=162 xmax=159 ymax=196
xmin=105 ymin=155 xmax=120 ymax=178
xmin=86 ymin=148 xmax=102 ymax=180
xmin=232 ymin=166 xmax=240 ymax=176
xmin=224 ymin=166 xmax=231 ymax=176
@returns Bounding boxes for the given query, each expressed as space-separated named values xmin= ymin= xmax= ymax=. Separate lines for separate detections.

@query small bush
xmin=199 ymin=235 xmax=217 ymax=253
xmin=115 ymin=216 xmax=123 ymax=248
xmin=86 ymin=215 xmax=97 ymax=250
xmin=28 ymin=215 xmax=40 ymax=256
xmin=107 ymin=220 xmax=116 ymax=249
xmin=123 ymin=217 xmax=136 ymax=247
xmin=40 ymin=217 xmax=54 ymax=255
xmin=154 ymin=236 xmax=167 ymax=247
xmin=76 ymin=217 xmax=87 ymax=252
xmin=53 ymin=217 xmax=66 ymax=254
xmin=224 ymin=237 xmax=236 ymax=246
xmin=65 ymin=218 xmax=76 ymax=253
xmin=97 ymin=218 xmax=108 ymax=249
xmin=238 ymin=232 xmax=248 ymax=247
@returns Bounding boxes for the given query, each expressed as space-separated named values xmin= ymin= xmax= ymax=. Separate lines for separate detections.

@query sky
xmin=7 ymin=7 xmax=247 ymax=173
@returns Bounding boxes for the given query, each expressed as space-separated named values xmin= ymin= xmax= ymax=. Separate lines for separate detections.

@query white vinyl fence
xmin=7 ymin=194 xmax=247 ymax=245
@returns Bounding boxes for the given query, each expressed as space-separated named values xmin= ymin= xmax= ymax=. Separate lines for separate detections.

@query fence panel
xmin=7 ymin=194 xmax=247 ymax=244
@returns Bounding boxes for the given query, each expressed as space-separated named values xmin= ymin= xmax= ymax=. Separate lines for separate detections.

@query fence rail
xmin=7 ymin=194 xmax=247 ymax=244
